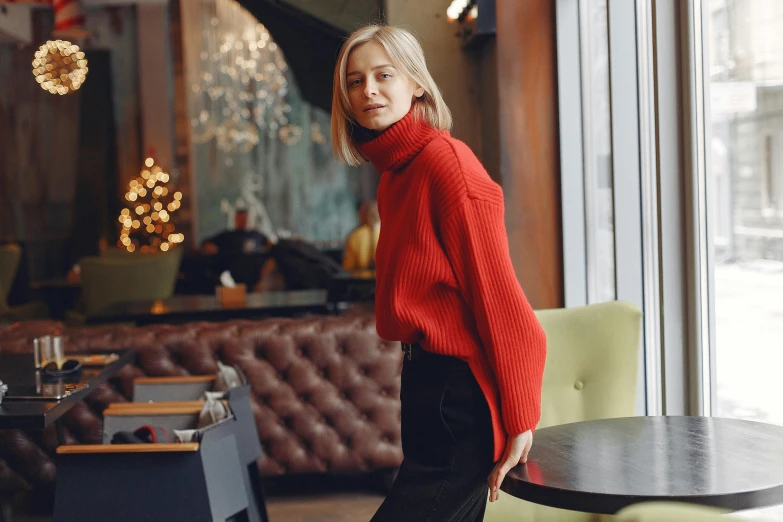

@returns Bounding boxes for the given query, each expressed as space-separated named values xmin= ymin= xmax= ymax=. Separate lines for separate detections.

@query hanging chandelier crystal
xmin=188 ymin=0 xmax=301 ymax=150
xmin=216 ymin=114 xmax=260 ymax=153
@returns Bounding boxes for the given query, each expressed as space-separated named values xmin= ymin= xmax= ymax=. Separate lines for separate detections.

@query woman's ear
xmin=414 ymin=86 xmax=425 ymax=98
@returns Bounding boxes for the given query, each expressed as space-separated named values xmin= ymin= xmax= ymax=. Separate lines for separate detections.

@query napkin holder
xmin=216 ymin=284 xmax=247 ymax=306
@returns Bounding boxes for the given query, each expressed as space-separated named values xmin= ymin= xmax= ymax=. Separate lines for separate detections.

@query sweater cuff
xmin=503 ymin=405 xmax=540 ymax=436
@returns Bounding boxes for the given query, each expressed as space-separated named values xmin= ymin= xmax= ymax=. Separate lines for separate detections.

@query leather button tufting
xmin=0 ymin=309 xmax=403 ymax=488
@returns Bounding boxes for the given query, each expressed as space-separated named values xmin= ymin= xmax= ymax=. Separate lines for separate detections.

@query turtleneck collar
xmin=357 ymin=109 xmax=442 ymax=173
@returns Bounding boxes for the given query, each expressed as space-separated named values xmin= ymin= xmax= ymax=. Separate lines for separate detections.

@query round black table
xmin=502 ymin=416 xmax=783 ymax=515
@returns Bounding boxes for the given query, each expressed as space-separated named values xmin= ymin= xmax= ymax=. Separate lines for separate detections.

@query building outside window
xmin=705 ymin=0 xmax=783 ymax=426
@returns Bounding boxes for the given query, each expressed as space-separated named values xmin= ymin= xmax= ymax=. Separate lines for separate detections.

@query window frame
xmin=556 ymin=0 xmax=667 ymax=416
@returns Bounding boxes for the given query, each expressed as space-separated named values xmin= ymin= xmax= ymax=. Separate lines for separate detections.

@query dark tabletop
xmin=85 ymin=289 xmax=329 ymax=325
xmin=502 ymin=416 xmax=783 ymax=514
xmin=327 ymin=270 xmax=376 ymax=305
xmin=0 ymin=350 xmax=135 ymax=430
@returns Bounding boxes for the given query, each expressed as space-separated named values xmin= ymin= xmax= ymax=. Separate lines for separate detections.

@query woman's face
xmin=346 ymin=41 xmax=424 ymax=132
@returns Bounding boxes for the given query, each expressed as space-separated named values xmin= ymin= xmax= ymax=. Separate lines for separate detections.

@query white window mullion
xmin=685 ymin=0 xmax=716 ymax=417
xmin=608 ymin=0 xmax=648 ymax=415
xmin=636 ymin=0 xmax=663 ymax=417
xmin=557 ymin=0 xmax=589 ymax=308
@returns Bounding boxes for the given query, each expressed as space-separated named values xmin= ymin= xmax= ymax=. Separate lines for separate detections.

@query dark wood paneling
xmin=70 ymin=50 xmax=118 ymax=264
xmin=3 ymin=44 xmax=81 ymax=280
xmin=0 ymin=79 xmax=8 ymax=241
xmin=496 ymin=0 xmax=563 ymax=309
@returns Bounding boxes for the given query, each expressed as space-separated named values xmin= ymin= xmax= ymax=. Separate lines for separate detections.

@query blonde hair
xmin=331 ymin=25 xmax=452 ymax=166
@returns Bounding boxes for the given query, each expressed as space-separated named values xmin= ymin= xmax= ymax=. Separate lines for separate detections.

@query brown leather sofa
xmin=0 ymin=308 xmax=403 ymax=503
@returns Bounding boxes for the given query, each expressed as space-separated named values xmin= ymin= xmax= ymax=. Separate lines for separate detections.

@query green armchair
xmin=78 ymin=249 xmax=182 ymax=317
xmin=484 ymin=300 xmax=642 ymax=522
xmin=617 ymin=501 xmax=783 ymax=520
xmin=615 ymin=502 xmax=733 ymax=521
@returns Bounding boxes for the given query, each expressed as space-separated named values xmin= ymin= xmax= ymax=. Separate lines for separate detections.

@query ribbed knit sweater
xmin=359 ymin=110 xmax=547 ymax=462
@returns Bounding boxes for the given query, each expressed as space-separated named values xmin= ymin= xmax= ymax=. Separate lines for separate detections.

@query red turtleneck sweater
xmin=359 ymin=111 xmax=547 ymax=462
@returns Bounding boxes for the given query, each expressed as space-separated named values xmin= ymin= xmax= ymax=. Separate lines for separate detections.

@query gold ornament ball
xmin=32 ymin=40 xmax=88 ymax=95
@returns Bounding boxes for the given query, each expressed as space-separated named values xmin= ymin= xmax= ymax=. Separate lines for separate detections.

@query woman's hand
xmin=487 ymin=430 xmax=533 ymax=502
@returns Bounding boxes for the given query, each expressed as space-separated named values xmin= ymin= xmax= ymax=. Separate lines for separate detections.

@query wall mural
xmin=182 ymin=0 xmax=367 ymax=246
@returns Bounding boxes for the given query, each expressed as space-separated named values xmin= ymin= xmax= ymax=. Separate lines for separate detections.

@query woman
xmin=331 ymin=25 xmax=547 ymax=521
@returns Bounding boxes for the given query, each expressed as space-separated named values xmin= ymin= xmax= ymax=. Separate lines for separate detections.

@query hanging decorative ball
xmin=32 ymin=40 xmax=88 ymax=95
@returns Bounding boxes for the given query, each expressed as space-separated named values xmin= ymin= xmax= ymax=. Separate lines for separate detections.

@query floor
xmin=263 ymin=474 xmax=385 ymax=522
xmin=267 ymin=492 xmax=384 ymax=522
xmin=11 ymin=495 xmax=383 ymax=522
xmin=10 ymin=486 xmax=783 ymax=521
xmin=10 ymin=475 xmax=386 ymax=522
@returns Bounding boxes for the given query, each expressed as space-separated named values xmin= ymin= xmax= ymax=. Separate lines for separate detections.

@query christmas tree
xmin=117 ymin=157 xmax=185 ymax=253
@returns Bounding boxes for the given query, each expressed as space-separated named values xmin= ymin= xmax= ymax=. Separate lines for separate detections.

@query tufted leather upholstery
xmin=0 ymin=307 xmax=403 ymax=499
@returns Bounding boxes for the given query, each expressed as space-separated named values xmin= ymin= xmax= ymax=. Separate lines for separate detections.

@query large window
xmin=561 ymin=0 xmax=783 ymax=445
xmin=557 ymin=0 xmax=657 ymax=415
xmin=580 ymin=0 xmax=616 ymax=304
xmin=700 ymin=0 xmax=783 ymax=426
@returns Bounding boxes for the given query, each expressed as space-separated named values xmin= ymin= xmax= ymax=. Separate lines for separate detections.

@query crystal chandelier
xmin=189 ymin=0 xmax=300 ymax=151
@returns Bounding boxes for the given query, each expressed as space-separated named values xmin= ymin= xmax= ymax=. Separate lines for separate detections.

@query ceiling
xmin=281 ymin=0 xmax=384 ymax=33
xmin=237 ymin=0 xmax=383 ymax=111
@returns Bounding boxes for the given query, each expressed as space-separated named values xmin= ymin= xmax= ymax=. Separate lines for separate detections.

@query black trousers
xmin=371 ymin=347 xmax=495 ymax=522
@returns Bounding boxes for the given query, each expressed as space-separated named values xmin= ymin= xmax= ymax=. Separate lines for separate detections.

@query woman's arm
xmin=440 ymin=197 xmax=547 ymax=436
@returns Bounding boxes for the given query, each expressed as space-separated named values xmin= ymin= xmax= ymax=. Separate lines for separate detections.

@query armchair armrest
xmin=57 ymin=443 xmax=199 ymax=454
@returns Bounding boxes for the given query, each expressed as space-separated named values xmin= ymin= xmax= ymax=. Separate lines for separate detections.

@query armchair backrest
xmin=79 ymin=250 xmax=181 ymax=316
xmin=535 ymin=300 xmax=642 ymax=430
